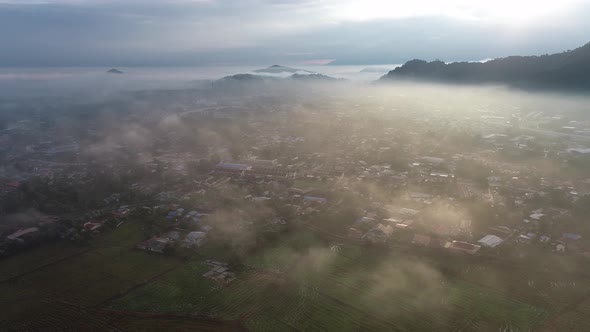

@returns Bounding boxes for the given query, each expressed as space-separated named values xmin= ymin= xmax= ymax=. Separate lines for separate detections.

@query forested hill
xmin=379 ymin=42 xmax=590 ymax=90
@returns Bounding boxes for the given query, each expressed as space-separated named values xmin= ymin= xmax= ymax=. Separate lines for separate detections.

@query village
xmin=2 ymin=85 xmax=590 ymax=330
xmin=2 ymin=87 xmax=590 ymax=268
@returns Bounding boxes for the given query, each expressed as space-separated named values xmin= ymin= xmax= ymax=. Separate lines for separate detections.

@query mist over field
xmin=0 ymin=65 xmax=396 ymax=99
xmin=1 ymin=60 xmax=590 ymax=331
xmin=2 ymin=0 xmax=590 ymax=330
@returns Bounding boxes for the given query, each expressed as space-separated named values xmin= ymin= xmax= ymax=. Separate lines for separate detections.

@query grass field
xmin=108 ymin=231 xmax=551 ymax=331
xmin=3 ymin=221 xmax=590 ymax=331
xmin=0 ymin=241 xmax=88 ymax=282
xmin=109 ymin=260 xmax=216 ymax=314
xmin=0 ymin=221 xmax=184 ymax=330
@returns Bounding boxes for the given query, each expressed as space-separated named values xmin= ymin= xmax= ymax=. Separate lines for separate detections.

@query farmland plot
xmin=0 ymin=222 xmax=182 ymax=329
xmin=0 ymin=242 xmax=88 ymax=282
xmin=109 ymin=235 xmax=548 ymax=331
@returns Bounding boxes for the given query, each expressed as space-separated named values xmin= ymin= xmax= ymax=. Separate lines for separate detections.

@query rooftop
xmin=216 ymin=162 xmax=252 ymax=171
xmin=478 ymin=235 xmax=504 ymax=248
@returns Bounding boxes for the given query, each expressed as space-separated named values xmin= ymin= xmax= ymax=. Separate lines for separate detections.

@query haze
xmin=3 ymin=1 xmax=590 ymax=331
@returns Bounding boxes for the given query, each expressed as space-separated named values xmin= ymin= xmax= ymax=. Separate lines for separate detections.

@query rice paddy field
xmin=107 ymin=230 xmax=564 ymax=331
xmin=3 ymin=223 xmax=590 ymax=331
xmin=0 ymin=241 xmax=89 ymax=282
xmin=0 ymin=222 xmax=184 ymax=330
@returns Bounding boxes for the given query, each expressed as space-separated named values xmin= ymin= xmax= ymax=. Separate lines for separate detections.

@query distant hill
xmin=253 ymin=65 xmax=313 ymax=74
xmin=106 ymin=68 xmax=124 ymax=74
xmin=379 ymin=42 xmax=590 ymax=90
xmin=289 ymin=73 xmax=346 ymax=82
xmin=217 ymin=72 xmax=345 ymax=83
xmin=212 ymin=73 xmax=275 ymax=89
xmin=218 ymin=73 xmax=271 ymax=82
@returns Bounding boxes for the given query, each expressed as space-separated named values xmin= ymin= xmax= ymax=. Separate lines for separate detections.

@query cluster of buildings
xmin=2 ymin=84 xmax=590 ymax=269
xmin=137 ymin=206 xmax=210 ymax=254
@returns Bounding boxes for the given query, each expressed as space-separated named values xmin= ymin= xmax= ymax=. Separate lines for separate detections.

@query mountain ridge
xmin=216 ymin=69 xmax=346 ymax=83
xmin=379 ymin=42 xmax=590 ymax=90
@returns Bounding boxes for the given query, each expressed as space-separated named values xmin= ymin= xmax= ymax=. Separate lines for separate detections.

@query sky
xmin=0 ymin=0 xmax=589 ymax=67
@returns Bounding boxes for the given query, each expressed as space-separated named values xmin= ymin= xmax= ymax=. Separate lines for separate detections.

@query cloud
xmin=0 ymin=0 xmax=589 ymax=66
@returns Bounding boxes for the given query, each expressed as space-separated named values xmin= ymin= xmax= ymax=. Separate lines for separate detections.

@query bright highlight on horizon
xmin=332 ymin=0 xmax=582 ymax=22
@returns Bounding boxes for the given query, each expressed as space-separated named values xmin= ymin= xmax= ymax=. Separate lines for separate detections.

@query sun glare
xmin=332 ymin=0 xmax=580 ymax=23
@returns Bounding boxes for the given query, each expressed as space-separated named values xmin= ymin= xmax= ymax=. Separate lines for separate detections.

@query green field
xmin=108 ymin=231 xmax=552 ymax=331
xmin=0 ymin=241 xmax=88 ymax=282
xmin=4 ymin=223 xmax=590 ymax=331
xmin=0 ymin=222 xmax=183 ymax=330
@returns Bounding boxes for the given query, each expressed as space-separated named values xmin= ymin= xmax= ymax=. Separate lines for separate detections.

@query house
xmin=399 ymin=208 xmax=420 ymax=216
xmin=560 ymin=233 xmax=582 ymax=251
xmin=362 ymin=224 xmax=394 ymax=244
xmin=419 ymin=156 xmax=445 ymax=165
xmin=184 ymin=210 xmax=207 ymax=223
xmin=155 ymin=191 xmax=179 ymax=202
xmin=382 ymin=218 xmax=400 ymax=224
xmin=6 ymin=227 xmax=40 ymax=243
xmin=447 ymin=241 xmax=481 ymax=255
xmin=138 ymin=237 xmax=169 ymax=253
xmin=428 ymin=172 xmax=456 ymax=183
xmin=166 ymin=208 xmax=185 ymax=221
xmin=561 ymin=233 xmax=582 ymax=241
xmin=383 ymin=217 xmax=415 ymax=229
xmin=289 ymin=187 xmax=305 ymax=195
xmin=203 ymin=260 xmax=235 ymax=284
xmin=113 ymin=205 xmax=130 ymax=218
xmin=356 ymin=216 xmax=376 ymax=224
xmin=163 ymin=231 xmax=181 ymax=241
xmin=215 ymin=162 xmax=252 ymax=175
xmin=250 ymin=159 xmax=289 ymax=177
xmin=517 ymin=233 xmax=537 ymax=244
xmin=408 ymin=192 xmax=433 ymax=201
xmin=354 ymin=216 xmax=377 ymax=230
xmin=183 ymin=231 xmax=206 ymax=248
xmin=568 ymin=148 xmax=590 ymax=155
xmin=478 ymin=235 xmax=504 ymax=248
xmin=348 ymin=227 xmax=364 ymax=240
xmin=376 ymin=224 xmax=394 ymax=236
xmin=83 ymin=222 xmax=103 ymax=232
xmin=104 ymin=193 xmax=121 ymax=205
